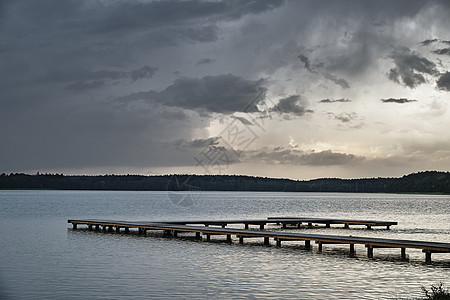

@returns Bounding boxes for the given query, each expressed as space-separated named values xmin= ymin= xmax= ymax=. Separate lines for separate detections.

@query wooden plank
xmin=67 ymin=219 xmax=450 ymax=255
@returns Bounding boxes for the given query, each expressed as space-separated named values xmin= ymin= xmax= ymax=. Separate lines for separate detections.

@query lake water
xmin=1 ymin=190 xmax=449 ymax=299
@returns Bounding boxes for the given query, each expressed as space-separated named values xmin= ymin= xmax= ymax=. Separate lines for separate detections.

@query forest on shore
xmin=1 ymin=171 xmax=450 ymax=194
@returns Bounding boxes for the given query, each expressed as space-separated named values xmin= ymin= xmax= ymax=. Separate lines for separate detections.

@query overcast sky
xmin=1 ymin=0 xmax=450 ymax=180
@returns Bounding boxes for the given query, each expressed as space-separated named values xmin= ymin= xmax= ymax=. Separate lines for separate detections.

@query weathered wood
xmin=350 ymin=244 xmax=355 ymax=257
xmin=67 ymin=219 xmax=450 ymax=265
xmin=276 ymin=239 xmax=281 ymax=247
xmin=401 ymin=248 xmax=407 ymax=260
xmin=305 ymin=240 xmax=311 ymax=250
xmin=264 ymin=237 xmax=270 ymax=246
xmin=425 ymin=251 xmax=432 ymax=264
xmin=367 ymin=246 xmax=374 ymax=258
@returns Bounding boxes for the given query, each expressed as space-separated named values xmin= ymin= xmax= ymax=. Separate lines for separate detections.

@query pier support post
xmin=72 ymin=223 xmax=77 ymax=230
xmin=227 ymin=235 xmax=232 ymax=243
xmin=308 ymin=223 xmax=313 ymax=228
xmin=401 ymin=248 xmax=407 ymax=260
xmin=386 ymin=225 xmax=391 ymax=230
xmin=102 ymin=225 xmax=107 ymax=232
xmin=366 ymin=225 xmax=372 ymax=230
xmin=222 ymin=224 xmax=226 ymax=228
xmin=115 ymin=226 xmax=120 ymax=233
xmin=282 ymin=223 xmax=286 ymax=229
xmin=325 ymin=223 xmax=330 ymax=228
xmin=108 ymin=226 xmax=113 ymax=232
xmin=260 ymin=224 xmax=265 ymax=230
xmin=88 ymin=225 xmax=93 ymax=231
xmin=367 ymin=246 xmax=374 ymax=258
xmin=239 ymin=237 xmax=244 ymax=244
xmin=95 ymin=225 xmax=100 ymax=231
xmin=425 ymin=251 xmax=432 ymax=264
xmin=206 ymin=234 xmax=211 ymax=242
xmin=125 ymin=227 xmax=129 ymax=233
xmin=350 ymin=244 xmax=355 ymax=257
xmin=297 ymin=223 xmax=302 ymax=229
xmin=264 ymin=237 xmax=270 ymax=246
xmin=344 ymin=223 xmax=349 ymax=229
xmin=196 ymin=232 xmax=201 ymax=239
xmin=318 ymin=242 xmax=323 ymax=252
xmin=245 ymin=224 xmax=249 ymax=229
xmin=172 ymin=231 xmax=178 ymax=238
xmin=276 ymin=239 xmax=281 ymax=248
xmin=305 ymin=240 xmax=311 ymax=250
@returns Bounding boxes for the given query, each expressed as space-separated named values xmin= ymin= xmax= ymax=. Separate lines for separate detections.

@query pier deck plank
xmin=68 ymin=219 xmax=450 ymax=254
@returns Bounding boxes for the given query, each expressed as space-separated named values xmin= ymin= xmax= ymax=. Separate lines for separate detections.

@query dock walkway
xmin=68 ymin=218 xmax=447 ymax=264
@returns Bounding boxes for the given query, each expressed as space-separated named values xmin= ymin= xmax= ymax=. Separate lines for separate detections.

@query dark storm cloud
xmin=131 ymin=65 xmax=158 ymax=81
xmin=65 ymin=80 xmax=106 ymax=91
xmin=297 ymin=54 xmax=314 ymax=73
xmin=420 ymin=39 xmax=439 ymax=46
xmin=381 ymin=98 xmax=418 ymax=103
xmin=436 ymin=72 xmax=450 ymax=91
xmin=196 ymin=58 xmax=216 ymax=65
xmin=433 ymin=48 xmax=450 ymax=55
xmin=388 ymin=48 xmax=438 ymax=88
xmin=269 ymin=95 xmax=313 ymax=117
xmin=57 ymin=65 xmax=157 ymax=90
xmin=175 ymin=137 xmax=221 ymax=149
xmin=324 ymin=73 xmax=350 ymax=89
xmin=118 ymin=74 xmax=267 ymax=114
xmin=6 ymin=0 xmax=284 ymax=38
xmin=319 ymin=98 xmax=351 ymax=103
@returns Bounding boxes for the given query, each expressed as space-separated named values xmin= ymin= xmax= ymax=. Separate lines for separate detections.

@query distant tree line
xmin=0 ymin=171 xmax=450 ymax=194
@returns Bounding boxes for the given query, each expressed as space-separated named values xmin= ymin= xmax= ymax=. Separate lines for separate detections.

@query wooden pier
xmin=67 ymin=218 xmax=448 ymax=264
xmin=162 ymin=217 xmax=397 ymax=230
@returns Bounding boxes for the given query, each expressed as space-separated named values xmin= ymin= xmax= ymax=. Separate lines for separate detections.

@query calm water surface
xmin=1 ymin=190 xmax=449 ymax=299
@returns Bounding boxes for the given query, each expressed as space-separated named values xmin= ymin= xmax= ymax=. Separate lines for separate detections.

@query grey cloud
xmin=118 ymin=74 xmax=267 ymax=114
xmin=319 ymin=98 xmax=351 ymax=103
xmin=301 ymin=150 xmax=362 ymax=166
xmin=433 ymin=48 xmax=450 ymax=55
xmin=175 ymin=137 xmax=221 ymax=149
xmin=131 ymin=65 xmax=158 ymax=81
xmin=65 ymin=80 xmax=106 ymax=91
xmin=388 ymin=48 xmax=438 ymax=88
xmin=234 ymin=116 xmax=254 ymax=125
xmin=381 ymin=98 xmax=418 ymax=103
xmin=270 ymin=95 xmax=313 ymax=117
xmin=0 ymin=97 xmax=209 ymax=171
xmin=245 ymin=148 xmax=362 ymax=166
xmin=330 ymin=112 xmax=358 ymax=123
xmin=420 ymin=39 xmax=439 ymax=46
xmin=324 ymin=73 xmax=350 ymax=89
xmin=60 ymin=65 xmax=157 ymax=90
xmin=436 ymin=72 xmax=450 ymax=91
xmin=298 ymin=54 xmax=314 ymax=73
xmin=442 ymin=40 xmax=450 ymax=45
xmin=196 ymin=58 xmax=216 ymax=65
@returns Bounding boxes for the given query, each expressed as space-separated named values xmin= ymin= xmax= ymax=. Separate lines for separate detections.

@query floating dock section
xmin=67 ymin=217 xmax=449 ymax=264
